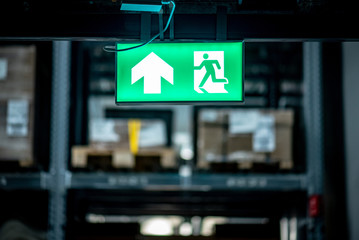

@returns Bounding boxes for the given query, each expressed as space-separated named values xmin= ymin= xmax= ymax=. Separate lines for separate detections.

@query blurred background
xmin=0 ymin=1 xmax=358 ymax=240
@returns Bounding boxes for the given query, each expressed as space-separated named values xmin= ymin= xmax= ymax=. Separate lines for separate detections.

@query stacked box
xmin=75 ymin=118 xmax=176 ymax=170
xmin=89 ymin=119 xmax=167 ymax=149
xmin=89 ymin=119 xmax=130 ymax=149
xmin=197 ymin=123 xmax=226 ymax=169
xmin=197 ymin=109 xmax=294 ymax=170
xmin=197 ymin=109 xmax=228 ymax=169
xmin=0 ymin=46 xmax=36 ymax=165
xmin=269 ymin=110 xmax=294 ymax=168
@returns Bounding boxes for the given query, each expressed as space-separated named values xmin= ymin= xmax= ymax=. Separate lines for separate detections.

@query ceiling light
xmin=120 ymin=0 xmax=163 ymax=12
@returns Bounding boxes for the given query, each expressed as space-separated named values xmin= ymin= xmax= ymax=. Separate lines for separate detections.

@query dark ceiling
xmin=0 ymin=0 xmax=353 ymax=14
xmin=0 ymin=0 xmax=357 ymax=40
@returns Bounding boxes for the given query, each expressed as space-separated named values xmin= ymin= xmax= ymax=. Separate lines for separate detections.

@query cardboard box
xmin=227 ymin=109 xmax=293 ymax=165
xmin=271 ymin=110 xmax=294 ymax=168
xmin=227 ymin=133 xmax=266 ymax=162
xmin=0 ymin=46 xmax=36 ymax=99
xmin=89 ymin=119 xmax=167 ymax=150
xmin=197 ymin=109 xmax=294 ymax=170
xmin=89 ymin=119 xmax=129 ymax=149
xmin=0 ymin=46 xmax=36 ymax=164
xmin=199 ymin=108 xmax=228 ymax=125
xmin=227 ymin=134 xmax=252 ymax=153
xmin=197 ymin=123 xmax=227 ymax=169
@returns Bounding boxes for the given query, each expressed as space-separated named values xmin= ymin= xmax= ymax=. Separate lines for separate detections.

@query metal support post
xmin=48 ymin=41 xmax=71 ymax=240
xmin=159 ymin=12 xmax=164 ymax=40
xmin=141 ymin=13 xmax=151 ymax=41
xmin=303 ymin=42 xmax=324 ymax=240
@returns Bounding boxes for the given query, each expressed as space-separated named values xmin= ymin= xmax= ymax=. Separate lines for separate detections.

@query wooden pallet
xmin=72 ymin=146 xmax=176 ymax=171
xmin=237 ymin=160 xmax=293 ymax=170
xmin=208 ymin=159 xmax=293 ymax=173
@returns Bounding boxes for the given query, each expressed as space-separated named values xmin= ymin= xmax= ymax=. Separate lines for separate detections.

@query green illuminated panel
xmin=116 ymin=42 xmax=243 ymax=103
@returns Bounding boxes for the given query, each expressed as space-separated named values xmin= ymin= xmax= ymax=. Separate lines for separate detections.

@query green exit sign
xmin=116 ymin=42 xmax=243 ymax=103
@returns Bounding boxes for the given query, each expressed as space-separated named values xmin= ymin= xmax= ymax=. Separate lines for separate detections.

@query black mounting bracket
xmin=216 ymin=6 xmax=227 ymax=41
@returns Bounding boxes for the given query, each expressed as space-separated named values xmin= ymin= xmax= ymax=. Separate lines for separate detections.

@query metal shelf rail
xmin=70 ymin=173 xmax=307 ymax=191
xmin=0 ymin=172 xmax=306 ymax=192
xmin=0 ymin=173 xmax=48 ymax=190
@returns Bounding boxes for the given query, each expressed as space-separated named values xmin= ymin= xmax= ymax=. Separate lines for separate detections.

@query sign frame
xmin=115 ymin=41 xmax=245 ymax=105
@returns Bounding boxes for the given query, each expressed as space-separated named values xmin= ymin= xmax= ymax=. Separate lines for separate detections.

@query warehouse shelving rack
xmin=0 ymin=41 xmax=324 ymax=240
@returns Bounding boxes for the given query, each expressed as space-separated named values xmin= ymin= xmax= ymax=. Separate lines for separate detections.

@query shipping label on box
xmin=90 ymin=119 xmax=120 ymax=143
xmin=253 ymin=114 xmax=276 ymax=152
xmin=229 ymin=110 xmax=260 ymax=134
xmin=139 ymin=121 xmax=166 ymax=148
xmin=200 ymin=109 xmax=227 ymax=124
xmin=6 ymin=100 xmax=29 ymax=137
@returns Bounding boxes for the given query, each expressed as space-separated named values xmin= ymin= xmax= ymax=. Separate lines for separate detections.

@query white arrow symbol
xmin=131 ymin=52 xmax=173 ymax=94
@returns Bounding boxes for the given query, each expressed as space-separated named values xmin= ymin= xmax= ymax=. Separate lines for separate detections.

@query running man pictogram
xmin=194 ymin=51 xmax=229 ymax=93
xmin=194 ymin=53 xmax=228 ymax=88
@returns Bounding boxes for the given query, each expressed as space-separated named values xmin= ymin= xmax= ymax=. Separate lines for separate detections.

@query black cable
xmin=103 ymin=1 xmax=175 ymax=53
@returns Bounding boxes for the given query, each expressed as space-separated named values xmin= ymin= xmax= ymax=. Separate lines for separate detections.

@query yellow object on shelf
xmin=128 ymin=119 xmax=141 ymax=155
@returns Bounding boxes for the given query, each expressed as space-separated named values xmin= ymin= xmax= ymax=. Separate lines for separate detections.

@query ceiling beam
xmin=0 ymin=13 xmax=357 ymax=41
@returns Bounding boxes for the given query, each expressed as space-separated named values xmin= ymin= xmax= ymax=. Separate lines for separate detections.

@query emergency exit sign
xmin=116 ymin=42 xmax=243 ymax=103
